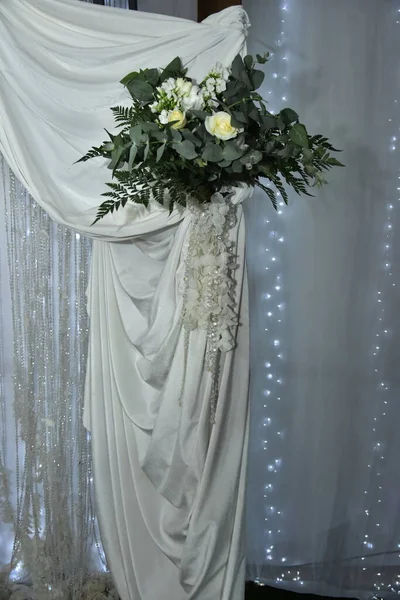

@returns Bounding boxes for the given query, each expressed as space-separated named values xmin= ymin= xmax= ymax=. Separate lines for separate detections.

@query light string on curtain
xmin=253 ymin=0 xmax=308 ymax=589
xmin=359 ymin=3 xmax=400 ymax=597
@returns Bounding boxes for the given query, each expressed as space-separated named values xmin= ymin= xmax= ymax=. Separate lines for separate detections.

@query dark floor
xmin=245 ymin=581 xmax=358 ymax=600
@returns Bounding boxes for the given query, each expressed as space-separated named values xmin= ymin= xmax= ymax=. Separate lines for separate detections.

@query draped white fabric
xmin=244 ymin=1 xmax=400 ymax=598
xmin=0 ymin=2 xmax=250 ymax=599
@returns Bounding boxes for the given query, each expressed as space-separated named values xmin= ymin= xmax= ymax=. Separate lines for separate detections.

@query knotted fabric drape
xmin=0 ymin=1 xmax=250 ymax=599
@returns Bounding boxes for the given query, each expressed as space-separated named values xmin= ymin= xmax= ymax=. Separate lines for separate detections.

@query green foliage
xmin=79 ymin=52 xmax=344 ymax=223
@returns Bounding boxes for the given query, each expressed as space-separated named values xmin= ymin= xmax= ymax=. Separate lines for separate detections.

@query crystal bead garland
xmin=181 ymin=192 xmax=238 ymax=423
xmin=0 ymin=157 xmax=106 ymax=599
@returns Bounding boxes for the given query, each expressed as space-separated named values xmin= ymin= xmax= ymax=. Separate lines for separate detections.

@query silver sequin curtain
xmin=0 ymin=158 xmax=112 ymax=598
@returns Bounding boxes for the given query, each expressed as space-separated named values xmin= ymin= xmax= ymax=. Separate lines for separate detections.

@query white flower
xmin=161 ymin=77 xmax=176 ymax=94
xmin=206 ymin=79 xmax=215 ymax=93
xmin=176 ymin=78 xmax=193 ymax=97
xmin=214 ymin=62 xmax=230 ymax=81
xmin=205 ymin=111 xmax=239 ymax=141
xmin=215 ymin=78 xmax=227 ymax=93
xmin=182 ymin=85 xmax=204 ymax=110
xmin=149 ymin=101 xmax=159 ymax=113
xmin=159 ymin=110 xmax=169 ymax=125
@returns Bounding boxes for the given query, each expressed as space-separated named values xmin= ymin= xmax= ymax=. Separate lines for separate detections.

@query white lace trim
xmin=180 ymin=191 xmax=238 ymax=422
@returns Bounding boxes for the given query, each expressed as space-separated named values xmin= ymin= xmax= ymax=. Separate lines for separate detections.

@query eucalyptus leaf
xmin=251 ymin=69 xmax=265 ymax=90
xmin=129 ymin=126 xmax=142 ymax=145
xmin=191 ymin=110 xmax=209 ymax=120
xmin=127 ymin=79 xmax=153 ymax=103
xmin=290 ymin=123 xmax=309 ymax=147
xmin=231 ymin=111 xmax=247 ymax=123
xmin=169 ymin=128 xmax=182 ymax=142
xmin=222 ymin=142 xmax=244 ymax=161
xmin=152 ymin=130 xmax=168 ymax=142
xmin=143 ymin=141 xmax=150 ymax=161
xmin=232 ymin=159 xmax=244 ymax=173
xmin=156 ymin=143 xmax=166 ymax=162
xmin=218 ymin=159 xmax=232 ymax=168
xmin=261 ymin=114 xmax=278 ymax=131
xmin=108 ymin=147 xmax=124 ymax=173
xmin=244 ymin=55 xmax=254 ymax=70
xmin=202 ymin=144 xmax=224 ymax=163
xmin=160 ymin=56 xmax=183 ymax=81
xmin=120 ymin=71 xmax=139 ymax=86
xmin=182 ymin=129 xmax=202 ymax=146
xmin=231 ymin=55 xmax=252 ymax=89
xmin=280 ymin=108 xmax=299 ymax=125
xmin=145 ymin=68 xmax=159 ymax=87
xmin=128 ymin=144 xmax=138 ymax=171
xmin=172 ymin=140 xmax=198 ymax=160
xmin=141 ymin=122 xmax=159 ymax=133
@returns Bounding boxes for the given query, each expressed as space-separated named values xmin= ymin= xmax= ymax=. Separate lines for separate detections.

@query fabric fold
xmin=0 ymin=1 xmax=251 ymax=598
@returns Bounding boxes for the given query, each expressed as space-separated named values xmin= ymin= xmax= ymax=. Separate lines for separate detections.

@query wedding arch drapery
xmin=0 ymin=2 xmax=251 ymax=599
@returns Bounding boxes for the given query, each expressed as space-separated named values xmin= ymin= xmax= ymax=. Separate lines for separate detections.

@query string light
xmin=256 ymin=0 xmax=290 ymax=580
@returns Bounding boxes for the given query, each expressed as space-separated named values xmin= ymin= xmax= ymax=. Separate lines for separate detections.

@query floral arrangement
xmin=79 ymin=53 xmax=343 ymax=223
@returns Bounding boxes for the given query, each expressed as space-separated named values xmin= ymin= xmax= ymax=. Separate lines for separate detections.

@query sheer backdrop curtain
xmin=245 ymin=0 xmax=400 ymax=598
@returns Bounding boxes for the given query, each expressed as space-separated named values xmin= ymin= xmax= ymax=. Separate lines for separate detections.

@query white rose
xmin=205 ymin=111 xmax=239 ymax=141
xmin=168 ymin=109 xmax=187 ymax=130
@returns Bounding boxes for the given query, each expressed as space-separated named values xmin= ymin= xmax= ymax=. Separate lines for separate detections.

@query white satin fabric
xmin=0 ymin=1 xmax=251 ymax=598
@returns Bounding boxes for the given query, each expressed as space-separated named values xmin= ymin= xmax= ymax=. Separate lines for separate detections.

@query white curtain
xmin=244 ymin=1 xmax=400 ymax=598
xmin=0 ymin=2 xmax=250 ymax=599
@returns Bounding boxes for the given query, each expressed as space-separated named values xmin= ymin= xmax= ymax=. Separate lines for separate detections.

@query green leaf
xmin=232 ymin=159 xmax=244 ymax=173
xmin=152 ymin=129 xmax=168 ymax=142
xmin=129 ymin=125 xmax=143 ymax=145
xmin=156 ymin=143 xmax=166 ymax=162
xmin=143 ymin=141 xmax=150 ymax=161
xmin=222 ymin=142 xmax=245 ymax=161
xmin=182 ymin=129 xmax=202 ymax=147
xmin=218 ymin=159 xmax=232 ymax=168
xmin=256 ymin=52 xmax=269 ymax=65
xmin=244 ymin=55 xmax=254 ymax=70
xmin=160 ymin=56 xmax=183 ymax=81
xmin=128 ymin=144 xmax=138 ymax=171
xmin=250 ymin=69 xmax=265 ymax=90
xmin=249 ymin=106 xmax=261 ymax=123
xmin=127 ymin=79 xmax=154 ymax=103
xmin=169 ymin=128 xmax=182 ymax=142
xmin=231 ymin=111 xmax=247 ymax=123
xmin=202 ymin=144 xmax=224 ymax=163
xmin=145 ymin=68 xmax=160 ymax=86
xmin=141 ymin=122 xmax=159 ymax=133
xmin=224 ymin=80 xmax=244 ymax=99
xmin=108 ymin=146 xmax=124 ymax=173
xmin=191 ymin=110 xmax=209 ymax=120
xmin=290 ymin=123 xmax=309 ymax=147
xmin=280 ymin=108 xmax=299 ymax=125
xmin=261 ymin=114 xmax=278 ymax=131
xmin=172 ymin=140 xmax=198 ymax=160
xmin=231 ymin=55 xmax=252 ymax=89
xmin=302 ymin=148 xmax=313 ymax=163
xmin=240 ymin=149 xmax=263 ymax=165
xmin=120 ymin=71 xmax=139 ymax=86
